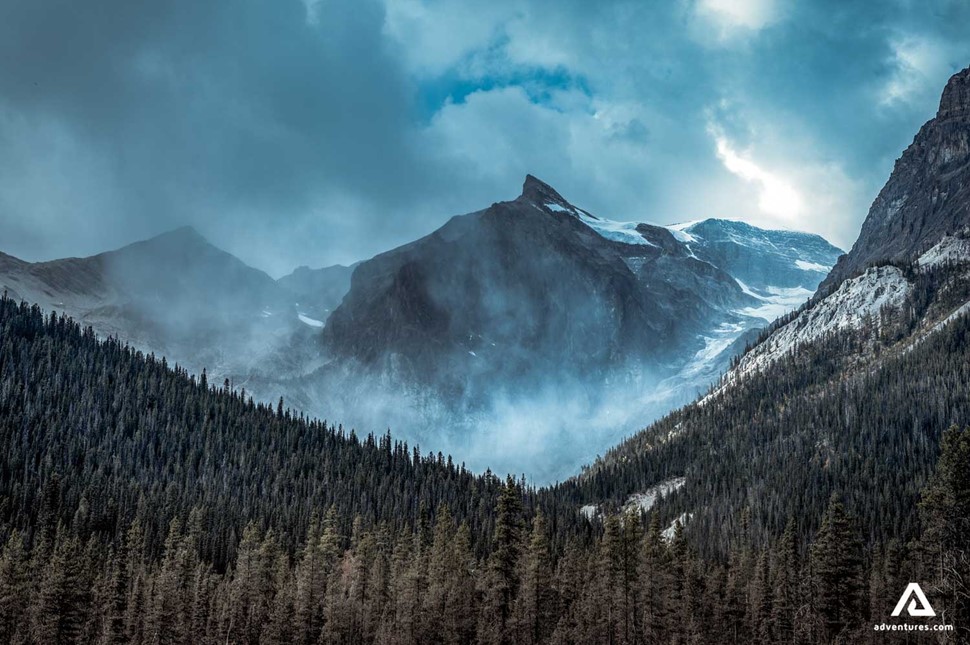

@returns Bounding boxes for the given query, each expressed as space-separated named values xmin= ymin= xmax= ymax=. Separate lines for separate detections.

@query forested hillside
xmin=0 ymin=296 xmax=552 ymax=564
xmin=1 ymin=291 xmax=968 ymax=642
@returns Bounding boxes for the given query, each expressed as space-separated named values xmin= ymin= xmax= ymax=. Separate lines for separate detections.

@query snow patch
xmin=624 ymin=477 xmax=686 ymax=514
xmin=297 ymin=313 xmax=325 ymax=328
xmin=577 ymin=212 xmax=656 ymax=247
xmin=918 ymin=236 xmax=970 ymax=268
xmin=795 ymin=259 xmax=831 ymax=273
xmin=662 ymin=512 xmax=693 ymax=540
xmin=666 ymin=226 xmax=697 ymax=244
xmin=679 ymin=323 xmax=746 ymax=380
xmin=737 ymin=286 xmax=814 ymax=323
xmin=547 ymin=203 xmax=655 ymax=247
xmin=667 ymin=220 xmax=704 ymax=231
xmin=578 ymin=476 xmax=686 ymax=520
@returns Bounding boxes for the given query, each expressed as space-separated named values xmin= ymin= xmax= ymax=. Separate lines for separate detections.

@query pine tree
xmin=770 ymin=518 xmax=798 ymax=642
xmin=639 ymin=512 xmax=669 ymax=644
xmin=516 ymin=512 xmax=555 ymax=645
xmin=479 ymin=476 xmax=523 ymax=645
xmin=810 ymin=496 xmax=864 ymax=640
xmin=32 ymin=534 xmax=91 ymax=644
xmin=0 ymin=531 xmax=29 ymax=643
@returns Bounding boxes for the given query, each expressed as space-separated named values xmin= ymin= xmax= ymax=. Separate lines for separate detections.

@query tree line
xmin=1 ymin=435 xmax=967 ymax=643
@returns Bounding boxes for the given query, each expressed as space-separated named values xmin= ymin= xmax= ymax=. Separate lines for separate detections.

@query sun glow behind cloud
xmin=712 ymin=134 xmax=804 ymax=221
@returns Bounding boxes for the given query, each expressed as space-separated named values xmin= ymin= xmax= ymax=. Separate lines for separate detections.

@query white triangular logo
xmin=891 ymin=583 xmax=936 ymax=617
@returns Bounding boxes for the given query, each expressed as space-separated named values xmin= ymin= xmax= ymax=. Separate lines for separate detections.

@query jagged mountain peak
xmin=519 ymin=174 xmax=573 ymax=209
xmin=938 ymin=65 xmax=970 ymax=122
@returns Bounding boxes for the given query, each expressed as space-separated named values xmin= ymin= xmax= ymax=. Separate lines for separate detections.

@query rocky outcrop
xmin=819 ymin=66 xmax=970 ymax=294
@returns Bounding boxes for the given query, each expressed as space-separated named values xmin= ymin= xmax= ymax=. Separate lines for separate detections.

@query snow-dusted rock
xmin=731 ymin=266 xmax=912 ymax=379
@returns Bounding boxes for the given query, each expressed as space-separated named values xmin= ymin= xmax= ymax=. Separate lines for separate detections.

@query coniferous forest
xmin=1 ymin=275 xmax=969 ymax=643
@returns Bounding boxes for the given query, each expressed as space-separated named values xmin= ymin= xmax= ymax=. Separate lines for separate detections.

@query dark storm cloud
xmin=0 ymin=0 xmax=439 ymax=274
xmin=2 ymin=0 xmax=970 ymax=275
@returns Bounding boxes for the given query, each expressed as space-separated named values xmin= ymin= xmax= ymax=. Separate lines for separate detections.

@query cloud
xmin=1 ymin=0 xmax=970 ymax=276
xmin=712 ymin=132 xmax=804 ymax=221
xmin=693 ymin=0 xmax=780 ymax=41
xmin=880 ymin=35 xmax=953 ymax=107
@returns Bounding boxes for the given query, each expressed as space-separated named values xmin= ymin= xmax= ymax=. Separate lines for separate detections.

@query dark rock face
xmin=819 ymin=65 xmax=970 ymax=294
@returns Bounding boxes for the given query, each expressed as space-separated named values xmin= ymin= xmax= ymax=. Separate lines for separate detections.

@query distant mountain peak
xmin=122 ymin=226 xmax=216 ymax=256
xmin=158 ymin=225 xmax=206 ymax=243
xmin=519 ymin=174 xmax=572 ymax=208
xmin=938 ymin=65 xmax=970 ymax=121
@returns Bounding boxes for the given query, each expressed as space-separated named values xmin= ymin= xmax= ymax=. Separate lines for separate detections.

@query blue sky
xmin=1 ymin=0 xmax=969 ymax=275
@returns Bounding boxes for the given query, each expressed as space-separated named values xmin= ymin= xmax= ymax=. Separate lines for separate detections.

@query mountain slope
xmin=568 ymin=262 xmax=970 ymax=556
xmin=0 ymin=227 xmax=319 ymax=381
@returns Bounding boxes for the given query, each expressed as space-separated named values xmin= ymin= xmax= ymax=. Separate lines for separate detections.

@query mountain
xmin=325 ymin=175 xmax=744 ymax=387
xmin=0 ymin=227 xmax=320 ymax=381
xmin=567 ymin=65 xmax=970 ymax=560
xmin=323 ymin=177 xmax=841 ymax=390
xmin=311 ymin=175 xmax=840 ymax=479
xmin=819 ymin=66 xmax=970 ymax=294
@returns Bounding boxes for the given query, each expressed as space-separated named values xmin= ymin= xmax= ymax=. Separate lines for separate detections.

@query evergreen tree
xmin=479 ymin=476 xmax=523 ymax=645
xmin=516 ymin=512 xmax=555 ymax=645
xmin=810 ymin=497 xmax=864 ymax=641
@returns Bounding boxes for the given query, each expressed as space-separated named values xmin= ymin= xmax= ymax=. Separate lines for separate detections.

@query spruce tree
xmin=810 ymin=497 xmax=864 ymax=640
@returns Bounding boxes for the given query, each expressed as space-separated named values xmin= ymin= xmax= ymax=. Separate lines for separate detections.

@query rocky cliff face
xmin=820 ymin=65 xmax=970 ymax=294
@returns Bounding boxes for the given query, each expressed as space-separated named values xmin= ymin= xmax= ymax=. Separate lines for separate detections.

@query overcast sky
xmin=1 ymin=0 xmax=969 ymax=277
